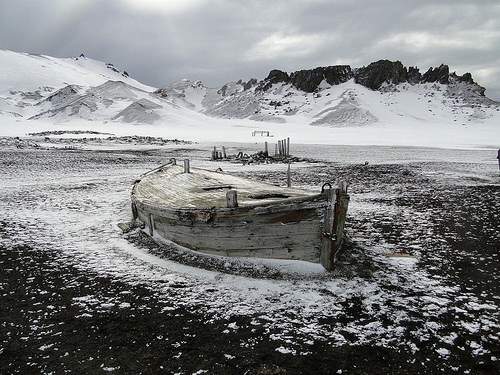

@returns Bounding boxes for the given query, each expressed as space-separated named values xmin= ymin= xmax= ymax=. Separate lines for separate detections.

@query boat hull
xmin=133 ymin=194 xmax=327 ymax=262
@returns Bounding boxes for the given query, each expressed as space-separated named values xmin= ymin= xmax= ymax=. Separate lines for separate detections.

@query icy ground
xmin=0 ymin=141 xmax=499 ymax=374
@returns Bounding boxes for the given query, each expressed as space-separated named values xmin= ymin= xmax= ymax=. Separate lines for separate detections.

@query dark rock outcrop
xmin=267 ymin=70 xmax=290 ymax=84
xmin=255 ymin=60 xmax=481 ymax=94
xmin=354 ymin=60 xmax=408 ymax=90
xmin=154 ymin=88 xmax=168 ymax=98
xmin=290 ymin=65 xmax=352 ymax=92
xmin=407 ymin=66 xmax=422 ymax=84
xmin=243 ymin=78 xmax=258 ymax=90
xmin=453 ymin=72 xmax=474 ymax=84
xmin=258 ymin=70 xmax=290 ymax=91
xmin=422 ymin=64 xmax=449 ymax=84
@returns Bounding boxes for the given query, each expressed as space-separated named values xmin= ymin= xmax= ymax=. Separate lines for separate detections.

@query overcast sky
xmin=1 ymin=0 xmax=499 ymax=99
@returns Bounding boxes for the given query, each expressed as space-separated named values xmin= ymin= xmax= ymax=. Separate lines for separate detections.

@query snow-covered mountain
xmin=0 ymin=49 xmax=498 ymax=146
xmin=156 ymin=61 xmax=499 ymax=127
xmin=0 ymin=50 xmax=207 ymax=125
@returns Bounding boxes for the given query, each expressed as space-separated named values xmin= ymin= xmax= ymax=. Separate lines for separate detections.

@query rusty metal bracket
xmin=321 ymin=182 xmax=332 ymax=193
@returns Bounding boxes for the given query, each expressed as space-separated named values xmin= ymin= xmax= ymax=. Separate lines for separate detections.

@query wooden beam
xmin=226 ymin=189 xmax=238 ymax=208
xmin=287 ymin=163 xmax=291 ymax=188
xmin=286 ymin=137 xmax=290 ymax=156
xmin=332 ymin=183 xmax=349 ymax=263
xmin=319 ymin=188 xmax=337 ymax=270
xmin=264 ymin=141 xmax=268 ymax=157
xmin=222 ymin=146 xmax=227 ymax=159
xmin=183 ymin=159 xmax=190 ymax=173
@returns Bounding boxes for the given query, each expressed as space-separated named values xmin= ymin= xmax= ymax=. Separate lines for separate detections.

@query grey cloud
xmin=0 ymin=0 xmax=499 ymax=99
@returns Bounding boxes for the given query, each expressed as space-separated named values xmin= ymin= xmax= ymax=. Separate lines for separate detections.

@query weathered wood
xmin=274 ymin=143 xmax=278 ymax=156
xmin=226 ymin=189 xmax=238 ymax=208
xmin=287 ymin=163 xmax=291 ymax=188
xmin=131 ymin=164 xmax=348 ymax=269
xmin=319 ymin=189 xmax=337 ymax=270
xmin=149 ymin=208 xmax=322 ymax=261
xmin=184 ymin=159 xmax=190 ymax=173
xmin=131 ymin=202 xmax=138 ymax=220
xmin=286 ymin=137 xmax=290 ymax=156
xmin=331 ymin=184 xmax=350 ymax=263
xmin=222 ymin=146 xmax=227 ymax=159
xmin=264 ymin=141 xmax=268 ymax=157
xmin=148 ymin=213 xmax=154 ymax=236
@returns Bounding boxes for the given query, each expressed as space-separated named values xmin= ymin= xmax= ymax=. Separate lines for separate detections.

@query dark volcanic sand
xmin=1 ymin=145 xmax=499 ymax=374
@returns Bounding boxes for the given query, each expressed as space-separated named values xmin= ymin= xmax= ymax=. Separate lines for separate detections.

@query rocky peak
xmin=290 ymin=65 xmax=352 ymax=92
xmin=255 ymin=60 xmax=482 ymax=95
xmin=422 ymin=64 xmax=449 ymax=84
xmin=451 ymin=71 xmax=474 ymax=84
xmin=354 ymin=60 xmax=408 ymax=90
xmin=266 ymin=69 xmax=290 ymax=84
xmin=407 ymin=66 xmax=422 ymax=84
xmin=243 ymin=78 xmax=258 ymax=90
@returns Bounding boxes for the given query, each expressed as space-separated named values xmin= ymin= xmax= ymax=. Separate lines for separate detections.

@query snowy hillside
xmin=0 ymin=50 xmax=498 ymax=147
xmin=0 ymin=50 xmax=209 ymax=126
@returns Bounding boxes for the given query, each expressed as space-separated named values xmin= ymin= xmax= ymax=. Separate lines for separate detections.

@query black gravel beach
xmin=1 ymin=143 xmax=499 ymax=374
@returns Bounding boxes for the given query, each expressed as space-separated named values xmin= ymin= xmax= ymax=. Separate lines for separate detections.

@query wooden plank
xmin=319 ymin=189 xmax=336 ymax=270
xmin=226 ymin=189 xmax=238 ymax=208
xmin=331 ymin=186 xmax=350 ymax=263
xmin=287 ymin=163 xmax=291 ymax=188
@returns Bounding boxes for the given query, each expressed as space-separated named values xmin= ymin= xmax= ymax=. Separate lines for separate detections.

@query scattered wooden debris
xmin=210 ymin=137 xmax=318 ymax=165
xmin=251 ymin=130 xmax=271 ymax=137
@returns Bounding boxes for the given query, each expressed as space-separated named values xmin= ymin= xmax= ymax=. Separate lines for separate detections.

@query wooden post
xmin=264 ymin=141 xmax=268 ymax=157
xmin=320 ymin=188 xmax=336 ymax=270
xmin=287 ymin=163 xmax=291 ymax=188
xmin=286 ymin=137 xmax=290 ymax=156
xmin=320 ymin=181 xmax=350 ymax=270
xmin=275 ymin=143 xmax=278 ymax=156
xmin=222 ymin=146 xmax=227 ymax=159
xmin=332 ymin=184 xmax=349 ymax=262
xmin=213 ymin=146 xmax=218 ymax=160
xmin=226 ymin=189 xmax=238 ymax=208
xmin=183 ymin=159 xmax=190 ymax=173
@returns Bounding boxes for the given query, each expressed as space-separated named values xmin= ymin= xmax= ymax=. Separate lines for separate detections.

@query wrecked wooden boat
xmin=131 ymin=159 xmax=349 ymax=270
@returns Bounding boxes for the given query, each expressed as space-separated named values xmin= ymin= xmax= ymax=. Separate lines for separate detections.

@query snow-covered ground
xmin=1 ymin=115 xmax=499 ymax=149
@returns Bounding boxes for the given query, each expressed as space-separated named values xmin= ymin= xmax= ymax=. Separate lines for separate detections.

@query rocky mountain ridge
xmin=0 ymin=50 xmax=497 ymax=129
xmin=252 ymin=60 xmax=484 ymax=94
